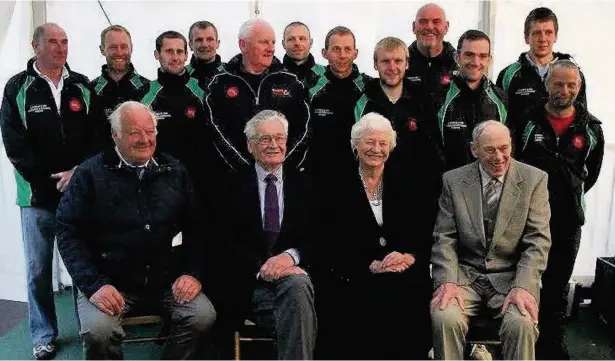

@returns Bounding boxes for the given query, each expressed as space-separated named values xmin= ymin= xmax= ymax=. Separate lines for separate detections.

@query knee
xmin=431 ymin=305 xmax=467 ymax=334
xmin=80 ymin=314 xmax=122 ymax=345
xmin=500 ymin=310 xmax=538 ymax=339
xmin=181 ymin=293 xmax=217 ymax=333
xmin=283 ymin=275 xmax=314 ymax=303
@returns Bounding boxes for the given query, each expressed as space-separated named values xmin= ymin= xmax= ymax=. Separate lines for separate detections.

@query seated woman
xmin=313 ymin=112 xmax=434 ymax=360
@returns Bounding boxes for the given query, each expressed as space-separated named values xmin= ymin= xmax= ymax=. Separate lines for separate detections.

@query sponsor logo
xmin=572 ymin=135 xmax=585 ymax=149
xmin=27 ymin=104 xmax=52 ymax=114
xmin=272 ymin=88 xmax=291 ymax=97
xmin=514 ymin=88 xmax=536 ymax=96
xmin=185 ymin=106 xmax=196 ymax=119
xmin=444 ymin=120 xmax=467 ymax=130
xmin=533 ymin=133 xmax=545 ymax=143
xmin=408 ymin=118 xmax=418 ymax=131
xmin=68 ymin=99 xmax=81 ymax=112
xmin=407 ymin=76 xmax=421 ymax=83
xmin=154 ymin=111 xmax=172 ymax=121
xmin=314 ymin=108 xmax=334 ymax=117
xmin=226 ymin=86 xmax=239 ymax=98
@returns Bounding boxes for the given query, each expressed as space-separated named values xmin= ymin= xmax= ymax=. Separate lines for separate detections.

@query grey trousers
xmin=76 ymin=289 xmax=216 ymax=359
xmin=431 ymin=275 xmax=539 ymax=360
xmin=251 ymin=274 xmax=317 ymax=360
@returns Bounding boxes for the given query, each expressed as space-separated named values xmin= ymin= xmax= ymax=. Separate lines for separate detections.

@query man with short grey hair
xmin=205 ymin=19 xmax=310 ymax=174
xmin=208 ymin=109 xmax=318 ymax=359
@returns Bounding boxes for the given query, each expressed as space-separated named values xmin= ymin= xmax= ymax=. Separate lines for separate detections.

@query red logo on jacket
xmin=441 ymin=74 xmax=451 ymax=85
xmin=226 ymin=86 xmax=239 ymax=98
xmin=272 ymin=88 xmax=290 ymax=97
xmin=185 ymin=106 xmax=196 ymax=119
xmin=572 ymin=135 xmax=585 ymax=149
xmin=408 ymin=118 xmax=418 ymax=131
xmin=68 ymin=99 xmax=81 ymax=112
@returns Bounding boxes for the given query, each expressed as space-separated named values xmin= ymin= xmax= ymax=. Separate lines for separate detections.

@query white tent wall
xmin=0 ymin=0 xmax=614 ymax=301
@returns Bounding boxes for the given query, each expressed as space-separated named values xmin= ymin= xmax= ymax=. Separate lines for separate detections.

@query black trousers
xmin=536 ymin=224 xmax=582 ymax=360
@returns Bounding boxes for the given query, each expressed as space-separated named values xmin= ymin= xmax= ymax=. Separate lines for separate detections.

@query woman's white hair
xmin=350 ymin=112 xmax=397 ymax=151
xmin=244 ymin=109 xmax=289 ymax=140
xmin=238 ymin=19 xmax=272 ymax=41
xmin=108 ymin=101 xmax=157 ymax=137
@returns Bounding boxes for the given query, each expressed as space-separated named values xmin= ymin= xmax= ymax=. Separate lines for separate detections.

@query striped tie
xmin=483 ymin=178 xmax=500 ymax=244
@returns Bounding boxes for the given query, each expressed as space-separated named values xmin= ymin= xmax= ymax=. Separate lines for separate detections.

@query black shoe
xmin=33 ymin=341 xmax=57 ymax=360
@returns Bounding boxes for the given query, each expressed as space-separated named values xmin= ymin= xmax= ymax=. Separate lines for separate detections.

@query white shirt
xmin=370 ymin=201 xmax=384 ymax=226
xmin=32 ymin=61 xmax=69 ymax=112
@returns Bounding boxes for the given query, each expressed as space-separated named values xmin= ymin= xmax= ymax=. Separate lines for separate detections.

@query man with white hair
xmin=205 ymin=19 xmax=310 ymax=174
xmin=56 ymin=101 xmax=217 ymax=360
xmin=209 ymin=109 xmax=318 ymax=360
xmin=431 ymin=120 xmax=551 ymax=360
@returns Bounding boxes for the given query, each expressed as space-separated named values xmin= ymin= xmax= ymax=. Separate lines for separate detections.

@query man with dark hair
xmin=431 ymin=30 xmax=507 ymax=171
xmin=0 ymin=22 xmax=101 ymax=360
xmin=516 ymin=60 xmax=604 ymax=360
xmin=141 ymin=30 xmax=212 ymax=188
xmin=205 ymin=19 xmax=310 ymax=174
xmin=497 ymin=7 xmax=587 ymax=126
xmin=407 ymin=3 xmax=458 ymax=97
xmin=187 ymin=21 xmax=224 ymax=89
xmin=282 ymin=21 xmax=324 ymax=84
xmin=305 ymin=25 xmax=371 ymax=178
xmin=91 ymin=25 xmax=149 ymax=148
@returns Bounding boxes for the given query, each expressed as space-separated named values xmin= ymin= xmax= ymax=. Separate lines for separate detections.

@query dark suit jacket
xmin=207 ymin=164 xmax=320 ymax=327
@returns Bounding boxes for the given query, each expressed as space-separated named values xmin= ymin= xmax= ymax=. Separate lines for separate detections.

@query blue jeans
xmin=21 ymin=207 xmax=58 ymax=346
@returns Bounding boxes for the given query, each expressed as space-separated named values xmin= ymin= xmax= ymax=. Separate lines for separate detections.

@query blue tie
xmin=264 ymin=174 xmax=279 ymax=254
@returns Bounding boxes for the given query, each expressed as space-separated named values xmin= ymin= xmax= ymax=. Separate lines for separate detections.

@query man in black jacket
xmin=0 ymin=23 xmax=101 ymax=360
xmin=497 ymin=7 xmax=587 ymax=125
xmin=57 ymin=101 xmax=216 ymax=360
xmin=281 ymin=21 xmax=324 ymax=85
xmin=516 ymin=60 xmax=604 ymax=360
xmin=432 ymin=30 xmax=507 ymax=171
xmin=205 ymin=19 xmax=310 ymax=173
xmin=186 ymin=21 xmax=224 ymax=89
xmin=91 ymin=25 xmax=149 ymax=149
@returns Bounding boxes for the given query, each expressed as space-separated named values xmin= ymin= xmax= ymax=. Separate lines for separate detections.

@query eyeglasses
xmin=253 ymin=134 xmax=287 ymax=146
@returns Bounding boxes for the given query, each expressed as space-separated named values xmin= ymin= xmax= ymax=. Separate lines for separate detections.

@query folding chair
xmin=233 ymin=319 xmax=275 ymax=360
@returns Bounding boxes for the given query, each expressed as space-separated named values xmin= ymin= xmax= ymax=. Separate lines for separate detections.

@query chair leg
xmin=234 ymin=331 xmax=240 ymax=360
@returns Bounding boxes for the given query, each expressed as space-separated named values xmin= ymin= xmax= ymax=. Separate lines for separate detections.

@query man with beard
xmin=305 ymin=26 xmax=371 ymax=179
xmin=205 ymin=19 xmax=310 ymax=173
xmin=140 ymin=31 xmax=211 ymax=188
xmin=406 ymin=3 xmax=458 ymax=98
xmin=91 ymin=25 xmax=149 ymax=149
xmin=282 ymin=22 xmax=324 ymax=85
xmin=432 ymin=30 xmax=507 ymax=171
xmin=186 ymin=21 xmax=224 ymax=89
xmin=497 ymin=8 xmax=587 ymax=126
xmin=515 ymin=60 xmax=604 ymax=360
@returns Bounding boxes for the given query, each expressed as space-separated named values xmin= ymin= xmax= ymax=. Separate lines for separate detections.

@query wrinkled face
xmin=113 ymin=108 xmax=157 ymax=165
xmin=102 ymin=30 xmax=132 ymax=73
xmin=375 ymin=47 xmax=408 ymax=88
xmin=357 ymin=129 xmax=391 ymax=169
xmin=322 ymin=34 xmax=357 ymax=76
xmin=247 ymin=120 xmax=287 ymax=169
xmin=283 ymin=24 xmax=312 ymax=61
xmin=33 ymin=25 xmax=68 ymax=70
xmin=413 ymin=5 xmax=448 ymax=49
xmin=547 ymin=67 xmax=580 ymax=110
xmin=471 ymin=126 xmax=511 ymax=178
xmin=189 ymin=26 xmax=219 ymax=62
xmin=526 ymin=20 xmax=557 ymax=59
xmin=457 ymin=39 xmax=490 ymax=83
xmin=240 ymin=24 xmax=275 ymax=69
xmin=155 ymin=37 xmax=187 ymax=75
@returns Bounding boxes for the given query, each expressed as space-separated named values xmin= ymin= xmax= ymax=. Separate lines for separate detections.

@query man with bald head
xmin=431 ymin=120 xmax=551 ymax=360
xmin=0 ymin=22 xmax=100 ymax=360
xmin=205 ymin=19 xmax=310 ymax=174
xmin=407 ymin=3 xmax=458 ymax=97
xmin=282 ymin=21 xmax=324 ymax=84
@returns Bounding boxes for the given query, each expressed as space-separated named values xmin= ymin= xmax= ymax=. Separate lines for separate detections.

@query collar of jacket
xmin=100 ymin=63 xmax=137 ymax=82
xmin=324 ymin=63 xmax=361 ymax=83
xmin=156 ymin=68 xmax=190 ymax=87
xmin=517 ymin=51 xmax=573 ymax=68
xmin=282 ymin=53 xmax=315 ymax=72
xmin=452 ymin=73 xmax=494 ymax=93
xmin=364 ymin=77 xmax=414 ymax=104
xmin=408 ymin=40 xmax=456 ymax=66
xmin=189 ymin=54 xmax=222 ymax=72
xmin=534 ymin=102 xmax=597 ymax=131
xmin=225 ymin=53 xmax=283 ymax=74
xmin=102 ymin=147 xmax=173 ymax=172
xmin=26 ymin=57 xmax=78 ymax=83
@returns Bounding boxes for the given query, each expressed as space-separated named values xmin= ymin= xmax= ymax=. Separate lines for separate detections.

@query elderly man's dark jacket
xmin=57 ymin=149 xmax=204 ymax=298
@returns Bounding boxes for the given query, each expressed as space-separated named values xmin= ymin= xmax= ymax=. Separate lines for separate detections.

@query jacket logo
xmin=515 ymin=88 xmax=536 ymax=96
xmin=68 ymin=98 xmax=81 ymax=112
xmin=441 ymin=74 xmax=451 ymax=85
xmin=226 ymin=86 xmax=239 ymax=98
xmin=272 ymin=88 xmax=290 ymax=97
xmin=27 ymin=104 xmax=52 ymax=114
xmin=445 ymin=120 xmax=467 ymax=130
xmin=314 ymin=108 xmax=333 ymax=117
xmin=408 ymin=118 xmax=418 ymax=131
xmin=534 ymin=133 xmax=545 ymax=143
xmin=572 ymin=135 xmax=585 ymax=149
xmin=185 ymin=106 xmax=196 ymax=119
xmin=154 ymin=111 xmax=172 ymax=121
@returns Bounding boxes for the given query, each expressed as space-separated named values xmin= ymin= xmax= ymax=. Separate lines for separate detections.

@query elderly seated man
xmin=57 ymin=101 xmax=216 ymax=360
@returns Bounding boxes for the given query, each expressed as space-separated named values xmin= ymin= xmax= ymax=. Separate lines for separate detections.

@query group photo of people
xmin=0 ymin=1 xmax=608 ymax=360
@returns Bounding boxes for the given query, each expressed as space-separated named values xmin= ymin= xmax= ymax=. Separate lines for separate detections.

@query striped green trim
xmin=76 ymin=84 xmax=91 ymax=114
xmin=309 ymin=75 xmax=329 ymax=100
xmin=311 ymin=64 xmax=326 ymax=76
xmin=14 ymin=169 xmax=32 ymax=207
xmin=16 ymin=76 xmax=36 ymax=129
xmin=130 ymin=74 xmax=144 ymax=89
xmin=486 ymin=87 xmax=507 ymax=124
xmin=354 ymin=94 xmax=369 ymax=122
xmin=185 ymin=64 xmax=195 ymax=75
xmin=94 ymin=77 xmax=108 ymax=95
xmin=353 ymin=74 xmax=365 ymax=92
xmin=186 ymin=78 xmax=205 ymax=101
xmin=520 ymin=122 xmax=536 ymax=152
xmin=586 ymin=126 xmax=598 ymax=161
xmin=502 ymin=62 xmax=521 ymax=92
xmin=141 ymin=81 xmax=163 ymax=107
xmin=437 ymin=82 xmax=461 ymax=144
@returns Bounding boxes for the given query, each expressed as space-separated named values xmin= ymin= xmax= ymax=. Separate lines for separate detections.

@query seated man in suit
xmin=56 ymin=101 xmax=216 ymax=359
xmin=430 ymin=120 xmax=551 ymax=360
xmin=209 ymin=110 xmax=318 ymax=360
